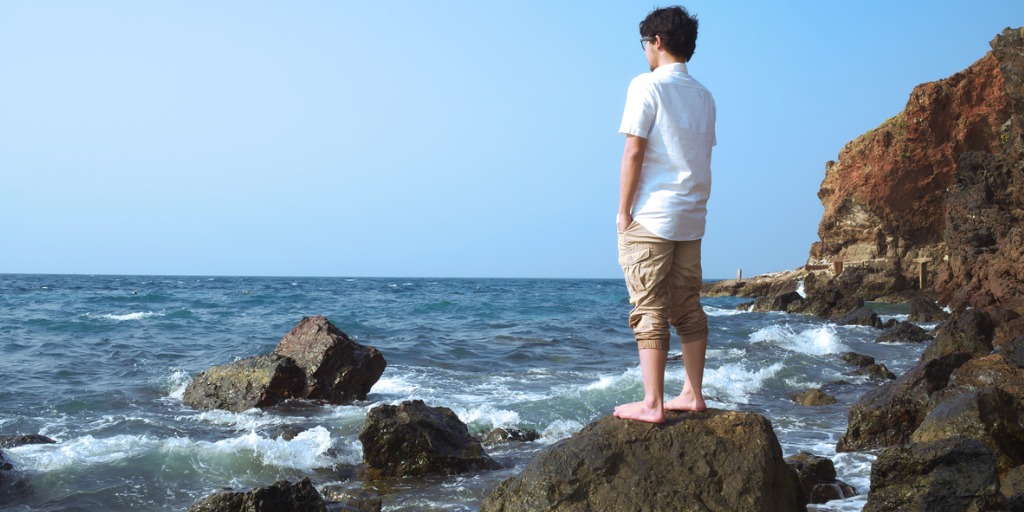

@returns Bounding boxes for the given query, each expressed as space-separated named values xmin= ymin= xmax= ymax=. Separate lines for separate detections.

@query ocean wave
xmin=540 ymin=419 xmax=585 ymax=442
xmin=701 ymin=361 xmax=784 ymax=404
xmin=86 ymin=311 xmax=165 ymax=322
xmin=749 ymin=324 xmax=846 ymax=355
xmin=704 ymin=306 xmax=746 ymax=317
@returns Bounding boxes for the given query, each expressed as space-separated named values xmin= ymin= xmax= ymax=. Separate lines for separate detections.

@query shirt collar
xmin=654 ymin=62 xmax=688 ymax=75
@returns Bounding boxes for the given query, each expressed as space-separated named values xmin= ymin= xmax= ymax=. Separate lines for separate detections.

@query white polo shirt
xmin=619 ymin=62 xmax=716 ymax=241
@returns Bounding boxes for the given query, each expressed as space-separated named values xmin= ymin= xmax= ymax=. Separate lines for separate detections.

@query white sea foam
xmin=541 ymin=419 xmax=585 ymax=442
xmin=190 ymin=409 xmax=282 ymax=432
xmin=7 ymin=434 xmax=162 ymax=471
xmin=450 ymin=404 xmax=521 ymax=429
xmin=796 ymin=280 xmax=806 ymax=298
xmin=704 ymin=306 xmax=745 ymax=317
xmin=749 ymin=324 xmax=846 ymax=355
xmin=166 ymin=370 xmax=191 ymax=400
xmin=88 ymin=311 xmax=164 ymax=321
xmin=702 ymin=362 xmax=784 ymax=404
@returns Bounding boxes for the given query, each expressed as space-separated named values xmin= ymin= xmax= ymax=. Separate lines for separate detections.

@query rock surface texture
xmin=359 ymin=400 xmax=499 ymax=480
xmin=480 ymin=410 xmax=803 ymax=512
xmin=187 ymin=478 xmax=327 ymax=512
xmin=183 ymin=316 xmax=386 ymax=412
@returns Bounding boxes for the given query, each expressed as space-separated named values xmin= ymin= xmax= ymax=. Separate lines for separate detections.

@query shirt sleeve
xmin=618 ymin=75 xmax=656 ymax=138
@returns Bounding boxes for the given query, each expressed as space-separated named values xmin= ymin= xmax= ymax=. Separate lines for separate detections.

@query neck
xmin=650 ymin=52 xmax=686 ymax=72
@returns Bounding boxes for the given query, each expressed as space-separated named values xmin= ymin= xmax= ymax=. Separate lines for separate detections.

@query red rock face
xmin=809 ymin=30 xmax=1018 ymax=282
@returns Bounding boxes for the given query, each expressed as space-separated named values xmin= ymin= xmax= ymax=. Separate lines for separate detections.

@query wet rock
xmin=0 ymin=434 xmax=57 ymax=449
xmin=921 ymin=308 xmax=995 ymax=361
xmin=359 ymin=400 xmax=499 ymax=480
xmin=785 ymin=451 xmax=858 ymax=505
xmin=187 ymin=478 xmax=326 ymax=512
xmin=948 ymin=353 xmax=1024 ymax=404
xmin=0 ymin=449 xmax=11 ymax=471
xmin=751 ymin=291 xmax=804 ymax=313
xmin=837 ymin=352 xmax=973 ymax=452
xmin=909 ymin=297 xmax=949 ymax=322
xmin=736 ymin=300 xmax=755 ymax=311
xmin=994 ymin=335 xmax=1024 ymax=368
xmin=841 ymin=352 xmax=875 ymax=367
xmin=789 ymin=271 xmax=866 ymax=318
xmin=269 ymin=425 xmax=306 ymax=441
xmin=833 ymin=306 xmax=883 ymax=328
xmin=480 ymin=427 xmax=541 ymax=445
xmin=1003 ymin=465 xmax=1024 ymax=501
xmin=911 ymin=387 xmax=1024 ymax=473
xmin=183 ymin=354 xmax=306 ymax=412
xmin=480 ymin=410 xmax=802 ymax=512
xmin=864 ymin=437 xmax=1007 ymax=512
xmin=318 ymin=485 xmax=381 ymax=512
xmin=791 ymin=388 xmax=837 ymax=406
xmin=854 ymin=363 xmax=897 ymax=381
xmin=875 ymin=321 xmax=933 ymax=343
xmin=274 ymin=316 xmax=387 ymax=404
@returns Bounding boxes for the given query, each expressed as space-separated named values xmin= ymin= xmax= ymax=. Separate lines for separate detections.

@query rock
xmin=921 ymin=308 xmax=995 ymax=361
xmin=1003 ymin=465 xmax=1024 ymax=501
xmin=480 ymin=427 xmax=541 ymax=445
xmin=751 ymin=291 xmax=804 ymax=313
xmin=911 ymin=387 xmax=1024 ymax=473
xmin=854 ymin=363 xmax=897 ymax=380
xmin=318 ymin=485 xmax=381 ymax=512
xmin=841 ymin=351 xmax=875 ymax=367
xmin=864 ymin=437 xmax=1007 ymax=512
xmin=187 ymin=478 xmax=326 ymax=512
xmin=269 ymin=425 xmax=306 ymax=441
xmin=0 ymin=449 xmax=11 ymax=471
xmin=736 ymin=300 xmax=755 ymax=311
xmin=0 ymin=434 xmax=57 ymax=449
xmin=833 ymin=306 xmax=883 ymax=328
xmin=948 ymin=353 xmax=1024 ymax=404
xmin=788 ymin=269 xmax=869 ymax=318
xmin=785 ymin=451 xmax=858 ymax=505
xmin=875 ymin=320 xmax=933 ymax=343
xmin=359 ymin=400 xmax=499 ymax=480
xmin=480 ymin=410 xmax=802 ymax=512
xmin=183 ymin=354 xmax=305 ymax=412
xmin=791 ymin=388 xmax=838 ymax=406
xmin=909 ymin=297 xmax=949 ymax=322
xmin=274 ymin=316 xmax=387 ymax=404
xmin=995 ymin=335 xmax=1024 ymax=368
xmin=837 ymin=352 xmax=973 ymax=452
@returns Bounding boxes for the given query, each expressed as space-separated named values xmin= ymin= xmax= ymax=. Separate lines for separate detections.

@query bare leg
xmin=614 ymin=348 xmax=667 ymax=423
xmin=666 ymin=338 xmax=707 ymax=412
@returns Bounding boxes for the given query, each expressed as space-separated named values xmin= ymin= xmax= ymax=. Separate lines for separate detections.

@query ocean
xmin=0 ymin=274 xmax=928 ymax=511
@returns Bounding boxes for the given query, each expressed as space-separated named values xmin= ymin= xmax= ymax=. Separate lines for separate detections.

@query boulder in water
xmin=875 ymin=321 xmax=933 ymax=343
xmin=187 ymin=478 xmax=326 ymax=512
xmin=833 ymin=306 xmax=883 ymax=328
xmin=0 ymin=434 xmax=56 ymax=449
xmin=921 ymin=308 xmax=995 ymax=361
xmin=791 ymin=388 xmax=838 ymax=406
xmin=183 ymin=354 xmax=305 ymax=412
xmin=359 ymin=400 xmax=499 ymax=480
xmin=785 ymin=451 xmax=858 ymax=505
xmin=909 ymin=296 xmax=949 ymax=322
xmin=480 ymin=410 xmax=802 ymax=512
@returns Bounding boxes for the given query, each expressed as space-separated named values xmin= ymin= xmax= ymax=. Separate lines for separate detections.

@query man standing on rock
xmin=614 ymin=5 xmax=715 ymax=424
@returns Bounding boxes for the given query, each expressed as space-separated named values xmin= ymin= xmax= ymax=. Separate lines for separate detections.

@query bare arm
xmin=617 ymin=134 xmax=647 ymax=233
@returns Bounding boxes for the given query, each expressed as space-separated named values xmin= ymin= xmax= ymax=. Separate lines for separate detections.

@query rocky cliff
xmin=808 ymin=27 xmax=1021 ymax=286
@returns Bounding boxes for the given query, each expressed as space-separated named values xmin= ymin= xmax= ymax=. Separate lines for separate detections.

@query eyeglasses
xmin=640 ymin=36 xmax=657 ymax=51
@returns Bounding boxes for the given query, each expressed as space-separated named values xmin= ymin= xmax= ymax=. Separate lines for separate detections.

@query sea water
xmin=0 ymin=275 xmax=927 ymax=511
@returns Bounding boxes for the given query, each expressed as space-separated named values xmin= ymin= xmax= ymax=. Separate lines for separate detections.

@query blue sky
xmin=1 ymin=1 xmax=1021 ymax=279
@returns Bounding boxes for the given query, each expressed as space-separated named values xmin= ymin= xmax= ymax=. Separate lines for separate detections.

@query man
xmin=613 ymin=6 xmax=715 ymax=424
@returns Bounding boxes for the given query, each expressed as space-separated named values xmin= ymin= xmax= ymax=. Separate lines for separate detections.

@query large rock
xmin=864 ymin=437 xmax=1007 ymax=512
xmin=751 ymin=291 xmax=804 ymax=313
xmin=833 ymin=306 xmax=883 ymax=328
xmin=188 ymin=478 xmax=326 ymax=512
xmin=0 ymin=434 xmax=56 ymax=449
xmin=274 ymin=316 xmax=386 ymax=404
xmin=911 ymin=387 xmax=1024 ymax=473
xmin=791 ymin=388 xmax=837 ymax=406
xmin=480 ymin=410 xmax=803 ymax=512
xmin=359 ymin=400 xmax=499 ymax=480
xmin=837 ymin=352 xmax=973 ymax=452
xmin=785 ymin=451 xmax=857 ymax=505
xmin=183 ymin=354 xmax=305 ymax=412
xmin=875 ymin=320 xmax=933 ymax=343
xmin=995 ymin=335 xmax=1024 ymax=368
xmin=948 ymin=353 xmax=1024 ymax=403
xmin=921 ymin=308 xmax=995 ymax=361
xmin=909 ymin=296 xmax=950 ymax=322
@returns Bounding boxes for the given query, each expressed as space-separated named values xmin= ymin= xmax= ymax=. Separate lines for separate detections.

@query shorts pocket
xmin=619 ymin=244 xmax=653 ymax=292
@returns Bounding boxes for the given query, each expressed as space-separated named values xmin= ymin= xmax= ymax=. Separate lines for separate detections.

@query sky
xmin=1 ymin=1 xmax=1021 ymax=279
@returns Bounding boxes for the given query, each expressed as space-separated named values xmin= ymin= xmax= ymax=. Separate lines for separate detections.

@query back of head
xmin=639 ymin=6 xmax=699 ymax=62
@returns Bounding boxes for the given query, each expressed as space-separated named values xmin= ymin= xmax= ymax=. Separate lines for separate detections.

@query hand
xmin=617 ymin=212 xmax=633 ymax=234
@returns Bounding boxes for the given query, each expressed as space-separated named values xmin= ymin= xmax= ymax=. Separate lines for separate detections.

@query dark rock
xmin=187 ymin=478 xmax=326 ymax=512
xmin=318 ymin=485 xmax=381 ymax=512
xmin=1010 ymin=493 xmax=1024 ymax=512
xmin=270 ymin=425 xmax=306 ymax=441
xmin=921 ymin=308 xmax=995 ymax=361
xmin=909 ymin=297 xmax=950 ymax=322
xmin=481 ymin=427 xmax=541 ymax=445
xmin=274 ymin=316 xmax=387 ymax=404
xmin=0 ymin=449 xmax=11 ymax=471
xmin=736 ymin=301 xmax=755 ymax=311
xmin=0 ymin=434 xmax=57 ymax=449
xmin=911 ymin=387 xmax=1024 ymax=473
xmin=841 ymin=352 xmax=875 ymax=367
xmin=359 ymin=400 xmax=499 ymax=480
xmin=791 ymin=388 xmax=837 ymax=406
xmin=786 ymin=451 xmax=858 ymax=505
xmin=875 ymin=321 xmax=933 ymax=343
xmin=183 ymin=354 xmax=305 ymax=412
xmin=833 ymin=306 xmax=883 ymax=328
xmin=751 ymin=291 xmax=803 ymax=313
xmin=1003 ymin=465 xmax=1024 ymax=502
xmin=864 ymin=437 xmax=1007 ymax=512
xmin=789 ymin=271 xmax=866 ymax=318
xmin=837 ymin=352 xmax=973 ymax=452
xmin=480 ymin=410 xmax=802 ymax=512
xmin=995 ymin=335 xmax=1024 ymax=368
xmin=948 ymin=354 xmax=1024 ymax=406
xmin=854 ymin=363 xmax=897 ymax=380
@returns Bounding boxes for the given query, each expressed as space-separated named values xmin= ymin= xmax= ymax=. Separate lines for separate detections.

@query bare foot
xmin=613 ymin=400 xmax=665 ymax=423
xmin=666 ymin=390 xmax=707 ymax=412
